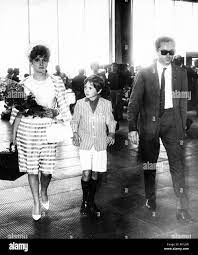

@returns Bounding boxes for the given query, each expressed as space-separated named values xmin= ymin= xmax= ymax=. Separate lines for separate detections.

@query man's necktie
xmin=159 ymin=68 xmax=166 ymax=117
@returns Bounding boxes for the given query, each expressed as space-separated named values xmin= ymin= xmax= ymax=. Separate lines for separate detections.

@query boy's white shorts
xmin=79 ymin=147 xmax=107 ymax=172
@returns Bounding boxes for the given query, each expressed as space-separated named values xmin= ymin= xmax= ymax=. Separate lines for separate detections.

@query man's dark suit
xmin=127 ymin=62 xmax=188 ymax=211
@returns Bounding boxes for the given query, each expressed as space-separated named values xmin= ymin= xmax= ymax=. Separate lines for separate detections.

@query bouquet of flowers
xmin=0 ymin=77 xmax=8 ymax=101
xmin=3 ymin=80 xmax=49 ymax=118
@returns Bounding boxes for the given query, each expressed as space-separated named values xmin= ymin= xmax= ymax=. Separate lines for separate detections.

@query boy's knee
xmin=91 ymin=171 xmax=98 ymax=180
xmin=82 ymin=170 xmax=92 ymax=181
xmin=41 ymin=172 xmax=52 ymax=178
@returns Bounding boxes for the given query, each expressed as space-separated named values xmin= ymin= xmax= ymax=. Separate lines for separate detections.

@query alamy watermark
xmin=7 ymin=233 xmax=28 ymax=239
xmin=6 ymin=90 xmax=26 ymax=99
xmin=9 ymin=242 xmax=28 ymax=253
xmin=7 ymin=233 xmax=28 ymax=253
xmin=171 ymin=233 xmax=191 ymax=239
xmin=172 ymin=90 xmax=191 ymax=101
xmin=143 ymin=161 xmax=165 ymax=171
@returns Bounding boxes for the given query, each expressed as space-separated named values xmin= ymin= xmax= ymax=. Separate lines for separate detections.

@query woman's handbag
xmin=46 ymin=121 xmax=73 ymax=143
xmin=0 ymin=144 xmax=25 ymax=181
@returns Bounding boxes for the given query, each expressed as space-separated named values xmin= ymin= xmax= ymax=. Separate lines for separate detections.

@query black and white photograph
xmin=0 ymin=0 xmax=197 ymax=253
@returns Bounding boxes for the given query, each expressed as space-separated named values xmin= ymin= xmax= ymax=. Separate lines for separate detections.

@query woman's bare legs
xmin=40 ymin=173 xmax=52 ymax=204
xmin=28 ymin=174 xmax=40 ymax=216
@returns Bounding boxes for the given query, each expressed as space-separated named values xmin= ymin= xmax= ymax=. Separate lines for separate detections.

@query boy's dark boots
xmin=80 ymin=179 xmax=90 ymax=216
xmin=89 ymin=179 xmax=101 ymax=217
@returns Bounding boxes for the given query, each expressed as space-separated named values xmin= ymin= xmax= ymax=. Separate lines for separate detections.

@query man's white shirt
xmin=157 ymin=61 xmax=173 ymax=109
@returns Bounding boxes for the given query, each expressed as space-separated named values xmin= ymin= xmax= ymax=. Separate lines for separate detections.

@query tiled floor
xmin=0 ymin=101 xmax=198 ymax=248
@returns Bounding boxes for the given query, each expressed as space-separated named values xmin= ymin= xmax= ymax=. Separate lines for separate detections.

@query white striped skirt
xmin=16 ymin=116 xmax=57 ymax=175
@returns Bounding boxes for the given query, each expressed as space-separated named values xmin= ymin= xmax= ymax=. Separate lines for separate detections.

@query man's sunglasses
xmin=160 ymin=50 xmax=175 ymax=56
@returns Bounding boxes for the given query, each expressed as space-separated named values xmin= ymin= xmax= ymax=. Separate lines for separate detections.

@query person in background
xmin=90 ymin=61 xmax=110 ymax=100
xmin=6 ymin=68 xmax=14 ymax=80
xmin=9 ymin=45 xmax=73 ymax=221
xmin=71 ymin=74 xmax=116 ymax=217
xmin=108 ymin=62 xmax=123 ymax=130
xmin=127 ymin=36 xmax=193 ymax=223
xmin=12 ymin=68 xmax=20 ymax=82
xmin=173 ymin=55 xmax=185 ymax=68
xmin=71 ymin=68 xmax=87 ymax=100
xmin=54 ymin=64 xmax=68 ymax=87
xmin=90 ymin=62 xmax=100 ymax=76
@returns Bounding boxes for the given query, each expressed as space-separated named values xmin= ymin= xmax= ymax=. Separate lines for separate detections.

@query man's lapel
xmin=150 ymin=63 xmax=160 ymax=97
xmin=171 ymin=63 xmax=180 ymax=108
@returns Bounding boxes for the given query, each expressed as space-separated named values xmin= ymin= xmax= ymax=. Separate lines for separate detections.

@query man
xmin=6 ymin=68 xmax=14 ymax=80
xmin=12 ymin=68 xmax=20 ymax=82
xmin=173 ymin=55 xmax=185 ymax=69
xmin=127 ymin=36 xmax=193 ymax=223
xmin=108 ymin=63 xmax=123 ymax=129
xmin=54 ymin=65 xmax=68 ymax=86
xmin=71 ymin=68 xmax=87 ymax=100
xmin=90 ymin=61 xmax=110 ymax=100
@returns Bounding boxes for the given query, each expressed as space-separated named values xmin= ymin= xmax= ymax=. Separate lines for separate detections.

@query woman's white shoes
xmin=32 ymin=214 xmax=41 ymax=221
xmin=41 ymin=200 xmax=49 ymax=210
xmin=32 ymin=200 xmax=49 ymax=220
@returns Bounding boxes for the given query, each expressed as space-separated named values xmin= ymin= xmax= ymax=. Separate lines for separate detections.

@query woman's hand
xmin=42 ymin=108 xmax=59 ymax=118
xmin=10 ymin=139 xmax=17 ymax=147
xmin=106 ymin=133 xmax=115 ymax=146
xmin=10 ymin=142 xmax=16 ymax=152
xmin=72 ymin=132 xmax=81 ymax=146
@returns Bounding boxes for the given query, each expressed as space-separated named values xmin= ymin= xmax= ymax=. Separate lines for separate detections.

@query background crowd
xmin=1 ymin=56 xmax=198 ymax=128
xmin=0 ymin=61 xmax=135 ymax=130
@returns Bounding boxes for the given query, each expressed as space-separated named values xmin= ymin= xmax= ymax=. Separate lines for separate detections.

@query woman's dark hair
xmin=29 ymin=45 xmax=50 ymax=62
xmin=84 ymin=74 xmax=104 ymax=92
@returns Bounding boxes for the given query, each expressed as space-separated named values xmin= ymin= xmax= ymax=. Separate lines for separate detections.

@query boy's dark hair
xmin=29 ymin=45 xmax=50 ymax=63
xmin=155 ymin=36 xmax=175 ymax=51
xmin=84 ymin=74 xmax=104 ymax=92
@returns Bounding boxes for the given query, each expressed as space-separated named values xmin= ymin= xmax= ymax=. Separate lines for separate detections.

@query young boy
xmin=71 ymin=74 xmax=116 ymax=217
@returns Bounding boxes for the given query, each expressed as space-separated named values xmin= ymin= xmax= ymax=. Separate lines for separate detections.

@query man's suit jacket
xmin=127 ymin=62 xmax=188 ymax=141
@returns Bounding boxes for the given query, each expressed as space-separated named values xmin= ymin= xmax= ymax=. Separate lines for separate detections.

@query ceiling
xmin=173 ymin=0 xmax=198 ymax=2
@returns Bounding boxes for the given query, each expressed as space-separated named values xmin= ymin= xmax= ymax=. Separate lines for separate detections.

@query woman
xmin=9 ymin=45 xmax=74 ymax=220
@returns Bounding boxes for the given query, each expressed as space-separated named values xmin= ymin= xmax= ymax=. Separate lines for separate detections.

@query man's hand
xmin=128 ymin=131 xmax=139 ymax=145
xmin=72 ymin=132 xmax=81 ymax=146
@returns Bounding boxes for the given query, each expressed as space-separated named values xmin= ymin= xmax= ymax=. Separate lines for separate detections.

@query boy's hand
xmin=107 ymin=133 xmax=115 ymax=146
xmin=128 ymin=131 xmax=139 ymax=145
xmin=72 ymin=132 xmax=81 ymax=146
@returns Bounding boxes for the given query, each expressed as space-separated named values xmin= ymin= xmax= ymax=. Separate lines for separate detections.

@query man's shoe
xmin=80 ymin=201 xmax=90 ymax=216
xmin=89 ymin=203 xmax=101 ymax=217
xmin=145 ymin=199 xmax=156 ymax=210
xmin=145 ymin=199 xmax=157 ymax=217
xmin=145 ymin=199 xmax=151 ymax=209
xmin=176 ymin=209 xmax=194 ymax=223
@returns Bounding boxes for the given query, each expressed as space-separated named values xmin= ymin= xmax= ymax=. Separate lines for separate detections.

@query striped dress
xmin=10 ymin=75 xmax=74 ymax=175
